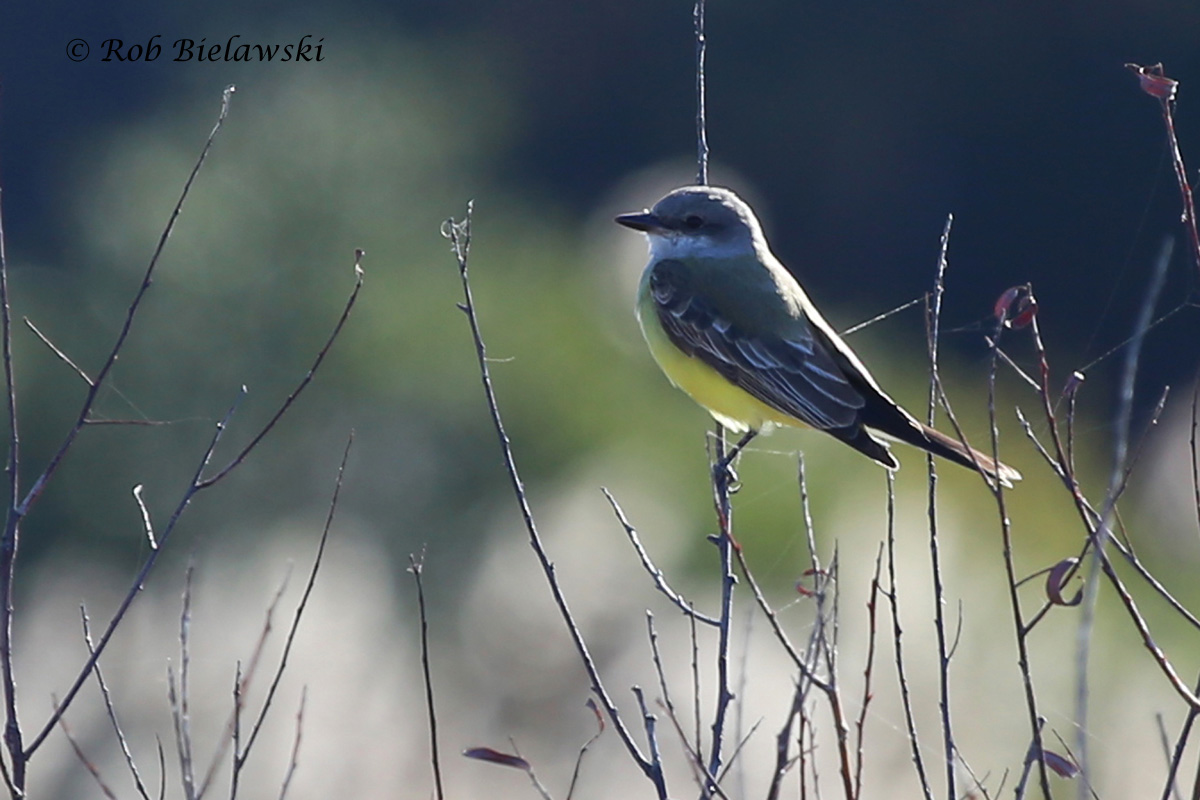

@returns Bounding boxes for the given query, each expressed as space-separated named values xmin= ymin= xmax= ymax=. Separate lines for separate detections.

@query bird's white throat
xmin=646 ymin=232 xmax=757 ymax=262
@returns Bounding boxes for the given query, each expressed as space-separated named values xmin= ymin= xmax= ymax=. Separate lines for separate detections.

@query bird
xmin=615 ymin=185 xmax=1020 ymax=487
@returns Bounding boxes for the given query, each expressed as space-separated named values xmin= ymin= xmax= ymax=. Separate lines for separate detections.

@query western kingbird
xmin=616 ymin=185 xmax=1020 ymax=487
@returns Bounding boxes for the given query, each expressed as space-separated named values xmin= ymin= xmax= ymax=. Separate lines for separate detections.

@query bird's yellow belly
xmin=637 ymin=300 xmax=801 ymax=433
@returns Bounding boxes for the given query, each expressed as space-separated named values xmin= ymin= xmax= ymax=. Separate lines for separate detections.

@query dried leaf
xmin=1126 ymin=62 xmax=1178 ymax=103
xmin=1046 ymin=557 xmax=1083 ymax=606
xmin=463 ymin=747 xmax=531 ymax=772
xmin=994 ymin=286 xmax=1022 ymax=322
xmin=1008 ymin=296 xmax=1038 ymax=329
xmin=1043 ymin=749 xmax=1080 ymax=779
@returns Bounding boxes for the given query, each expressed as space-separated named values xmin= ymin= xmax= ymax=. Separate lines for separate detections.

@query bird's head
xmin=616 ymin=185 xmax=764 ymax=259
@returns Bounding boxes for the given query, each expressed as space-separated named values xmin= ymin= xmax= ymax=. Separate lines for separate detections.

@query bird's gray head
xmin=616 ymin=186 xmax=764 ymax=258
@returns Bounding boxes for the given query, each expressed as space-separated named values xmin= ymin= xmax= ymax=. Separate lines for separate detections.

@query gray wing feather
xmin=650 ymin=260 xmax=863 ymax=430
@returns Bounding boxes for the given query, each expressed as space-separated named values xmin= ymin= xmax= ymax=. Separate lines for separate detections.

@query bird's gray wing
xmin=649 ymin=260 xmax=864 ymax=430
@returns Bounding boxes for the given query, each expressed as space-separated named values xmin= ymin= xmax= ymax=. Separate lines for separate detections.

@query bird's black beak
xmin=615 ymin=211 xmax=664 ymax=233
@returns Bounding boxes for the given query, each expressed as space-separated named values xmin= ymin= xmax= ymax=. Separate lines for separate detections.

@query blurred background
xmin=2 ymin=1 xmax=1200 ymax=797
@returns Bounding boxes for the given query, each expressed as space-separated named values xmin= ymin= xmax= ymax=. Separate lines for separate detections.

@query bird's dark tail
xmin=892 ymin=420 xmax=1021 ymax=488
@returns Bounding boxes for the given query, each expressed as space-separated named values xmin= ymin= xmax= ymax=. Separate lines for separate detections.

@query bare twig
xmin=694 ymin=0 xmax=708 ymax=186
xmin=1076 ymin=238 xmax=1173 ymax=789
xmin=23 ymin=318 xmax=93 ymax=385
xmin=796 ymin=457 xmax=854 ymax=800
xmin=729 ymin=521 xmax=831 ymax=693
xmin=80 ymin=607 xmax=152 ymax=800
xmin=132 ymin=485 xmax=158 ymax=550
xmin=884 ymin=470 xmax=934 ymax=800
xmin=172 ymin=566 xmax=197 ymax=800
xmin=195 ymin=567 xmax=294 ymax=798
xmin=706 ymin=425 xmax=737 ymax=787
xmin=0 ymin=176 xmax=19 ymax=798
xmin=408 ymin=550 xmax=445 ymax=800
xmin=16 ymin=86 xmax=235 ymax=520
xmin=1013 ymin=717 xmax=1047 ymax=800
xmin=1126 ymin=64 xmax=1200 ymax=278
xmin=229 ymin=663 xmax=243 ymax=800
xmin=854 ymin=544 xmax=884 ymax=798
xmin=234 ymin=432 xmax=353 ymax=777
xmin=0 ymin=86 xmax=236 ymax=796
xmin=602 ymin=488 xmax=718 ymax=625
xmin=1193 ymin=380 xmax=1200 ymax=543
xmin=1157 ymin=711 xmax=1183 ymax=800
xmin=646 ymin=614 xmax=676 ymax=726
xmin=924 ymin=214 xmax=958 ymax=796
xmin=24 ymin=256 xmax=362 ymax=761
xmin=990 ymin=308 xmax=1052 ymax=799
xmin=565 ymin=700 xmax=605 ymax=800
xmin=198 ymin=252 xmax=364 ymax=489
xmin=276 ymin=689 xmax=306 ymax=800
xmin=53 ymin=696 xmax=118 ymax=800
xmin=445 ymin=206 xmax=664 ymax=796
xmin=766 ymin=678 xmax=805 ymax=800
xmin=840 ymin=295 xmax=925 ymax=337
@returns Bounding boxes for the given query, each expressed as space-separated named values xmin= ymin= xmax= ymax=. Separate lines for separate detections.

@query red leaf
xmin=994 ymin=286 xmax=1022 ymax=321
xmin=1008 ymin=296 xmax=1038 ymax=329
xmin=1046 ymin=558 xmax=1083 ymax=607
xmin=1043 ymin=749 xmax=1080 ymax=779
xmin=1127 ymin=62 xmax=1178 ymax=103
xmin=585 ymin=698 xmax=605 ymax=732
xmin=463 ymin=747 xmax=531 ymax=772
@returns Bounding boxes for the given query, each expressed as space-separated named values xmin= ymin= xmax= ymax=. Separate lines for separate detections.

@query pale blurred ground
xmin=3 ymin=11 xmax=1200 ymax=800
xmin=22 ymin=423 xmax=1200 ymax=798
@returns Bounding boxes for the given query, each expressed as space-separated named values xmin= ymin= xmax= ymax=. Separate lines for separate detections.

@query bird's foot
xmin=713 ymin=456 xmax=741 ymax=493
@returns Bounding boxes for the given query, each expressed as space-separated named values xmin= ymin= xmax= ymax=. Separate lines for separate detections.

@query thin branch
xmin=1013 ymin=718 xmax=1047 ymax=800
xmin=796 ymin=457 xmax=854 ymax=800
xmin=171 ymin=565 xmax=197 ymax=800
xmin=732 ymin=535 xmax=829 ymax=692
xmin=229 ymin=663 xmax=243 ymax=800
xmin=705 ymin=424 xmax=737 ymax=787
xmin=884 ymin=471 xmax=935 ymax=800
xmin=80 ymin=607 xmax=152 ymax=800
xmin=0 ymin=171 xmax=19 ymax=795
xmin=17 ymin=86 xmax=236 ymax=519
xmin=445 ymin=206 xmax=664 ymax=796
xmin=0 ymin=85 xmax=234 ymax=791
xmin=276 ymin=689 xmax=305 ymax=800
xmin=1076 ymin=237 xmax=1174 ymax=789
xmin=565 ymin=700 xmax=605 ymax=800
xmin=198 ymin=252 xmax=364 ymax=489
xmin=24 ymin=387 xmax=246 ymax=759
xmin=1157 ymin=711 xmax=1184 ymax=800
xmin=1126 ymin=64 xmax=1200 ymax=278
xmin=854 ymin=544 xmax=884 ymax=798
xmin=840 ymin=295 xmax=925 ymax=337
xmin=602 ymin=488 xmax=718 ymax=625
xmin=132 ymin=485 xmax=157 ymax=551
xmin=24 ymin=256 xmax=362 ymax=760
xmin=408 ymin=551 xmax=445 ymax=800
xmin=924 ymin=214 xmax=957 ymax=797
xmin=22 ymin=318 xmax=93 ymax=385
xmin=235 ymin=432 xmax=353 ymax=774
xmin=646 ymin=614 xmax=676 ymax=728
xmin=53 ymin=697 xmax=118 ymax=800
xmin=195 ymin=565 xmax=292 ymax=798
xmin=1192 ymin=380 xmax=1200 ymax=544
xmin=990 ymin=310 xmax=1052 ymax=799
xmin=694 ymin=0 xmax=708 ymax=186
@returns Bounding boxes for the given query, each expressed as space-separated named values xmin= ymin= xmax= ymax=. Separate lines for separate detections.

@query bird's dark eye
xmin=684 ymin=215 xmax=704 ymax=230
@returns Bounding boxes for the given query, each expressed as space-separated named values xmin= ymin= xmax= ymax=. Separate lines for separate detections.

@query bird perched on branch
xmin=616 ymin=185 xmax=1020 ymax=487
